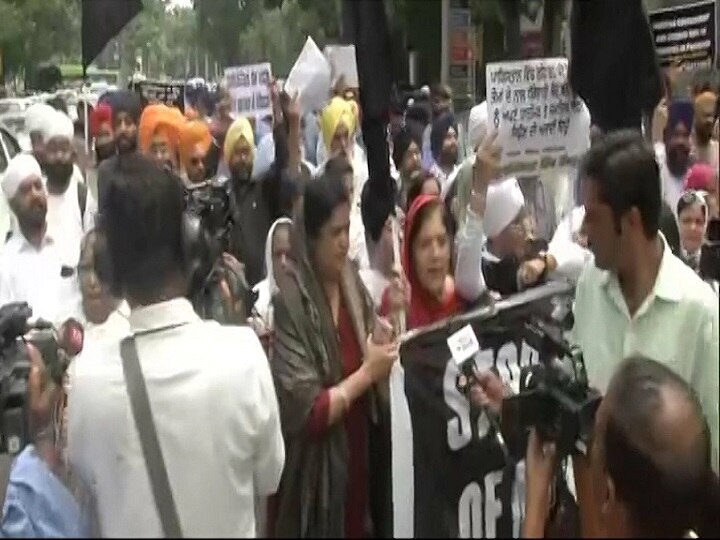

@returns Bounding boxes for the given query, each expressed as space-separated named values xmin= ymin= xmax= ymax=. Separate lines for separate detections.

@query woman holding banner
xmin=270 ymin=172 xmax=398 ymax=538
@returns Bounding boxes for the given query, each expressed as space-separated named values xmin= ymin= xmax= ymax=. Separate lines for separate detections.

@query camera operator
xmin=572 ymin=130 xmax=719 ymax=470
xmin=66 ymin=154 xmax=284 ymax=537
xmin=523 ymin=356 xmax=720 ymax=538
xmin=1 ymin=341 xmax=91 ymax=538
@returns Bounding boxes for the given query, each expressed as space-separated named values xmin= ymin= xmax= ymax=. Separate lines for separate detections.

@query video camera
xmin=183 ymin=180 xmax=257 ymax=323
xmin=0 ymin=303 xmax=83 ymax=456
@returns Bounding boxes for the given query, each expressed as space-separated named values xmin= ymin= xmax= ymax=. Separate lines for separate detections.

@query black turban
xmin=392 ymin=123 xmax=423 ymax=171
xmin=106 ymin=90 xmax=142 ymax=126
xmin=430 ymin=112 xmax=457 ymax=162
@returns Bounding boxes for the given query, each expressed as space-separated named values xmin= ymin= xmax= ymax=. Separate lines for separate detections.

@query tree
xmin=0 ymin=0 xmax=81 ymax=77
xmin=194 ymin=0 xmax=244 ymax=68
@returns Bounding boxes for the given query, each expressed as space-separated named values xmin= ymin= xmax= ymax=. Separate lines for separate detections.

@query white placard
xmin=447 ymin=324 xmax=480 ymax=366
xmin=486 ymin=58 xmax=589 ymax=178
xmin=324 ymin=44 xmax=359 ymax=88
xmin=285 ymin=37 xmax=332 ymax=114
xmin=224 ymin=62 xmax=273 ymax=119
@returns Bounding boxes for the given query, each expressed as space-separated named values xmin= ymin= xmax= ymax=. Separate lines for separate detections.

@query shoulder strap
xmin=77 ymin=179 xmax=88 ymax=223
xmin=120 ymin=337 xmax=183 ymax=538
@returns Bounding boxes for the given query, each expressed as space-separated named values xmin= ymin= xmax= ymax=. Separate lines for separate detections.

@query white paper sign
xmin=447 ymin=324 xmax=480 ymax=366
xmin=486 ymin=58 xmax=589 ymax=178
xmin=225 ymin=62 xmax=273 ymax=119
xmin=324 ymin=44 xmax=359 ymax=89
xmin=285 ymin=37 xmax=332 ymax=114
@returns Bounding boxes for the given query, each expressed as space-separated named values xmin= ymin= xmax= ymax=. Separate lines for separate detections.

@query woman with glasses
xmin=677 ymin=191 xmax=709 ymax=275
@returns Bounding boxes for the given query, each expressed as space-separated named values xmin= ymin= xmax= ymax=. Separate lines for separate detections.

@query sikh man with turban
xmin=179 ymin=120 xmax=213 ymax=184
xmin=97 ymin=90 xmax=143 ymax=205
xmin=138 ymin=104 xmax=185 ymax=173
xmin=0 ymin=154 xmax=83 ymax=323
xmin=225 ymin=88 xmax=302 ymax=287
xmin=40 ymin=110 xmax=97 ymax=268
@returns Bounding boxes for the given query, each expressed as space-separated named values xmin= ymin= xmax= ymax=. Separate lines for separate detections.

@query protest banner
xmin=650 ymin=0 xmax=717 ymax=71
xmin=391 ymin=282 xmax=575 ymax=538
xmin=323 ymin=44 xmax=359 ymax=89
xmin=486 ymin=58 xmax=590 ymax=239
xmin=285 ymin=37 xmax=332 ymax=113
xmin=133 ymin=80 xmax=186 ymax=112
xmin=224 ymin=62 xmax=273 ymax=119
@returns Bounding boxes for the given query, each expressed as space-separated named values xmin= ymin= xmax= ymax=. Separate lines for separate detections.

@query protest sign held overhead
xmin=391 ymin=282 xmax=576 ymax=538
xmin=649 ymin=0 xmax=718 ymax=72
xmin=324 ymin=44 xmax=360 ymax=89
xmin=285 ymin=37 xmax=332 ymax=114
xmin=486 ymin=58 xmax=589 ymax=179
xmin=225 ymin=62 xmax=273 ymax=119
xmin=133 ymin=80 xmax=186 ymax=112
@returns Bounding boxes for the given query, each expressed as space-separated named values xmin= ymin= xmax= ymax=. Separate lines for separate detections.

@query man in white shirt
xmin=573 ymin=130 xmax=719 ymax=471
xmin=0 ymin=154 xmax=83 ymax=324
xmin=40 ymin=110 xmax=97 ymax=267
xmin=67 ymin=154 xmax=284 ymax=537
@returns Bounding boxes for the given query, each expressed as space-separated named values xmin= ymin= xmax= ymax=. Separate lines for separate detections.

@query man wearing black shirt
xmin=225 ymin=90 xmax=301 ymax=286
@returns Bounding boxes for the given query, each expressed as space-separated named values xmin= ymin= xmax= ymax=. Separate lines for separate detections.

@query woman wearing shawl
xmin=138 ymin=104 xmax=185 ymax=173
xmin=271 ymin=173 xmax=397 ymax=538
xmin=249 ymin=217 xmax=293 ymax=343
xmin=179 ymin=120 xmax=213 ymax=184
xmin=380 ymin=194 xmax=470 ymax=329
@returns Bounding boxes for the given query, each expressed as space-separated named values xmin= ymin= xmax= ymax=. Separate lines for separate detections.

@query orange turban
xmin=138 ymin=104 xmax=184 ymax=156
xmin=179 ymin=120 xmax=212 ymax=171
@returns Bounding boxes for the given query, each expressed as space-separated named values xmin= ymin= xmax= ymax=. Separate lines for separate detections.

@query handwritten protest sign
xmin=134 ymin=80 xmax=186 ymax=112
xmin=486 ymin=58 xmax=588 ymax=178
xmin=224 ymin=62 xmax=273 ymax=119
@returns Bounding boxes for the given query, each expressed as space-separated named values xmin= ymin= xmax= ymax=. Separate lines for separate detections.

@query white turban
xmin=41 ymin=110 xmax=74 ymax=142
xmin=2 ymin=154 xmax=43 ymax=201
xmin=467 ymin=101 xmax=488 ymax=152
xmin=25 ymin=103 xmax=56 ymax=137
xmin=484 ymin=177 xmax=525 ymax=238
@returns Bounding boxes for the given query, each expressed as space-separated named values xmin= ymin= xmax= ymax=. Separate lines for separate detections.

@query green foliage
xmin=0 ymin=0 xmax=81 ymax=76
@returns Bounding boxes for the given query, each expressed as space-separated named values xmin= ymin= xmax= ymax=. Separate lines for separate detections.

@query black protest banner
xmin=82 ymin=0 xmax=142 ymax=76
xmin=650 ymin=0 xmax=717 ymax=71
xmin=133 ymin=81 xmax=186 ymax=112
xmin=390 ymin=282 xmax=574 ymax=538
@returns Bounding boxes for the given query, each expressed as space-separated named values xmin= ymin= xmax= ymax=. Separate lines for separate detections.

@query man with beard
xmin=97 ymin=90 xmax=142 ymax=205
xmin=0 ymin=154 xmax=83 ymax=323
xmin=391 ymin=124 xmax=423 ymax=209
xmin=660 ymin=100 xmax=694 ymax=215
xmin=429 ymin=112 xmax=460 ymax=191
xmin=692 ymin=91 xmax=719 ymax=171
xmin=422 ymin=84 xmax=453 ymax=169
xmin=86 ymin=103 xmax=116 ymax=200
xmin=137 ymin=104 xmax=184 ymax=173
xmin=41 ymin=110 xmax=97 ymax=268
xmin=225 ymin=91 xmax=301 ymax=287
xmin=179 ymin=120 xmax=213 ymax=185
xmin=24 ymin=103 xmax=57 ymax=164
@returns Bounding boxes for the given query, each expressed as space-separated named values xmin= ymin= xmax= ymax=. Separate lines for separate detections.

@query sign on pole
xmin=224 ymin=62 xmax=273 ymax=119
xmin=447 ymin=3 xmax=475 ymax=109
xmin=649 ymin=0 xmax=717 ymax=71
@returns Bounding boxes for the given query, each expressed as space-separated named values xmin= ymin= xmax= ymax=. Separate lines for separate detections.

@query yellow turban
xmin=138 ymin=104 xmax=184 ymax=156
xmin=321 ymin=96 xmax=358 ymax=149
xmin=224 ymin=117 xmax=255 ymax=164
xmin=179 ymin=120 xmax=212 ymax=171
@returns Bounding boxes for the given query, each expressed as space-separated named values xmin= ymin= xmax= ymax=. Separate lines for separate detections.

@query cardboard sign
xmin=323 ymin=44 xmax=359 ymax=89
xmin=224 ymin=62 xmax=273 ymax=119
xmin=486 ymin=57 xmax=590 ymax=178
xmin=285 ymin=37 xmax=332 ymax=113
xmin=134 ymin=80 xmax=186 ymax=112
